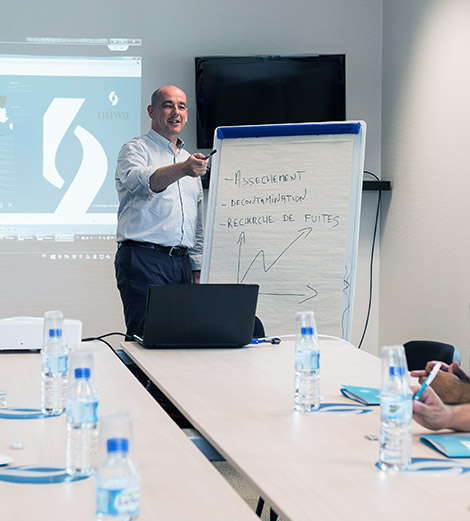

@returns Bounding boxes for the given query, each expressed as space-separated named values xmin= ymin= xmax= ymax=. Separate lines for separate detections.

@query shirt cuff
xmin=146 ymin=168 xmax=166 ymax=197
xmin=189 ymin=254 xmax=202 ymax=271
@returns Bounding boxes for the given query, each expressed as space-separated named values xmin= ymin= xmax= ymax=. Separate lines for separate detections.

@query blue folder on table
xmin=340 ymin=385 xmax=380 ymax=406
xmin=420 ymin=434 xmax=470 ymax=458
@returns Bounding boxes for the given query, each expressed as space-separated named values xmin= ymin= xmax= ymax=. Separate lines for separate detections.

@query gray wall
xmin=1 ymin=0 xmax=383 ymax=350
xmin=4 ymin=0 xmax=467 ymax=371
xmin=381 ymin=0 xmax=470 ymax=368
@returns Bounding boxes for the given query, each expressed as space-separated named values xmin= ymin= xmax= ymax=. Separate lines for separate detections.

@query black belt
xmin=118 ymin=240 xmax=188 ymax=257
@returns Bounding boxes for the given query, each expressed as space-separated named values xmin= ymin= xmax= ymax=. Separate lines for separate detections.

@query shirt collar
xmin=147 ymin=128 xmax=185 ymax=153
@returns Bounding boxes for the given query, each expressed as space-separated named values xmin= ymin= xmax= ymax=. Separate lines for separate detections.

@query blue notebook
xmin=420 ymin=434 xmax=470 ymax=458
xmin=340 ymin=385 xmax=380 ymax=406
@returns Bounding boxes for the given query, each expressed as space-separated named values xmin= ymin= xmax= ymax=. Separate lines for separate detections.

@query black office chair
xmin=253 ymin=316 xmax=265 ymax=338
xmin=403 ymin=340 xmax=461 ymax=371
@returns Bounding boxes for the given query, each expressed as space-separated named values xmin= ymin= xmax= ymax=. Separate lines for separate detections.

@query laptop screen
xmin=137 ymin=283 xmax=259 ymax=348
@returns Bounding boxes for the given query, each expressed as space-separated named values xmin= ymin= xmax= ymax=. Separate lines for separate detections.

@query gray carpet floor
xmin=182 ymin=427 xmax=278 ymax=520
xmin=212 ymin=460 xmax=277 ymax=521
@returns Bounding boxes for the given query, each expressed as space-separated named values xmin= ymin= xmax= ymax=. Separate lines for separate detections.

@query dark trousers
xmin=114 ymin=243 xmax=192 ymax=337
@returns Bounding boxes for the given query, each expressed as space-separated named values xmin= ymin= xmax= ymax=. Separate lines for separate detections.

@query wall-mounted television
xmin=195 ymin=54 xmax=346 ymax=149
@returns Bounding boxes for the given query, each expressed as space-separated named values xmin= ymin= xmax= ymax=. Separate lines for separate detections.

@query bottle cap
xmin=107 ymin=437 xmax=129 ymax=453
xmin=381 ymin=345 xmax=408 ymax=387
xmin=301 ymin=327 xmax=314 ymax=335
xmin=74 ymin=367 xmax=91 ymax=379
xmin=389 ymin=366 xmax=406 ymax=376
xmin=48 ymin=328 xmax=62 ymax=337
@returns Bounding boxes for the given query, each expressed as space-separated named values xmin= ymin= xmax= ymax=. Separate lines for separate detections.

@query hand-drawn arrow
xmin=237 ymin=227 xmax=312 ymax=284
xmin=259 ymin=283 xmax=319 ymax=304
xmin=298 ymin=284 xmax=319 ymax=304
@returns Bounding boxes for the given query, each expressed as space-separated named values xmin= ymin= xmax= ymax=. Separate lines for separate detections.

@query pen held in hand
xmin=413 ymin=362 xmax=442 ymax=401
xmin=204 ymin=149 xmax=217 ymax=160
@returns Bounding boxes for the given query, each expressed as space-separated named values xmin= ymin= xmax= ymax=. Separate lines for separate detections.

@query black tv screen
xmin=195 ymin=54 xmax=346 ymax=149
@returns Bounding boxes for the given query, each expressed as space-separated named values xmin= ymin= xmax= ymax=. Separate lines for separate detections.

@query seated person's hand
xmin=448 ymin=361 xmax=470 ymax=382
xmin=410 ymin=361 xmax=470 ymax=404
xmin=410 ymin=360 xmax=450 ymax=381
xmin=412 ymin=384 xmax=454 ymax=431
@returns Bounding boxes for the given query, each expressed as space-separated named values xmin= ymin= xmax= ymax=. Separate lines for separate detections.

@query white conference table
xmin=122 ymin=336 xmax=470 ymax=521
xmin=0 ymin=343 xmax=261 ymax=521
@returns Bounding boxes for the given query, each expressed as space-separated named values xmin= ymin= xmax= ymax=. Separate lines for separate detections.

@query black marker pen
xmin=204 ymin=149 xmax=217 ymax=160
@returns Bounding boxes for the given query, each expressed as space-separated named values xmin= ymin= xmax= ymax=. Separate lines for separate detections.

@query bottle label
xmin=96 ymin=486 xmax=140 ymax=516
xmin=381 ymin=395 xmax=412 ymax=421
xmin=295 ymin=350 xmax=320 ymax=371
xmin=67 ymin=399 xmax=98 ymax=423
xmin=42 ymin=354 xmax=68 ymax=375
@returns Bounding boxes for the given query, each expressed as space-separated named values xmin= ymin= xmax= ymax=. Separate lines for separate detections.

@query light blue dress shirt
xmin=115 ymin=129 xmax=204 ymax=270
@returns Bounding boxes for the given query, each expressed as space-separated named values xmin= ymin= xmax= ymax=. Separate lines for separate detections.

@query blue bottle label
xmin=67 ymin=400 xmax=98 ymax=423
xmin=42 ymin=354 xmax=68 ymax=375
xmin=296 ymin=350 xmax=320 ymax=371
xmin=96 ymin=485 xmax=140 ymax=516
xmin=381 ymin=395 xmax=412 ymax=421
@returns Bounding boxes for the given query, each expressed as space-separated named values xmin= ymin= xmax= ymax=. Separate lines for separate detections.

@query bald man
xmin=114 ymin=86 xmax=208 ymax=337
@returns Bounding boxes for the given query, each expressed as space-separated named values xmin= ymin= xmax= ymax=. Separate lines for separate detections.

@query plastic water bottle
xmin=41 ymin=328 xmax=68 ymax=415
xmin=294 ymin=311 xmax=320 ymax=411
xmin=379 ymin=365 xmax=412 ymax=471
xmin=96 ymin=437 xmax=141 ymax=520
xmin=66 ymin=367 xmax=99 ymax=477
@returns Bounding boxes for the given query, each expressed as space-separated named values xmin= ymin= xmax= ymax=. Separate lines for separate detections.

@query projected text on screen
xmin=0 ymin=55 xmax=141 ymax=239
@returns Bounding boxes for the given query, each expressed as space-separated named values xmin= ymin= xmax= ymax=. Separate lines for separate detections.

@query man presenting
xmin=114 ymin=85 xmax=208 ymax=337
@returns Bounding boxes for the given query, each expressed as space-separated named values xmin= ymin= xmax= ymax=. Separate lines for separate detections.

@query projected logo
xmin=43 ymin=98 xmax=108 ymax=215
xmin=109 ymin=91 xmax=119 ymax=106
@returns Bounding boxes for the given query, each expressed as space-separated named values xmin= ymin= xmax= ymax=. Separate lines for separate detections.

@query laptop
xmin=133 ymin=283 xmax=259 ymax=348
